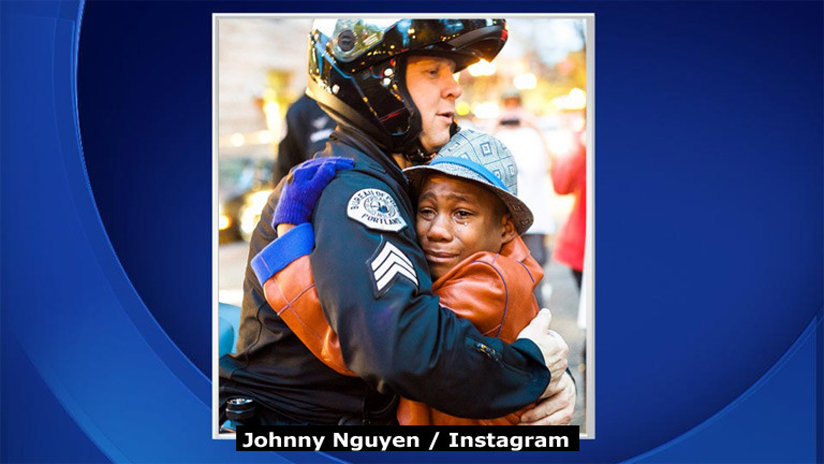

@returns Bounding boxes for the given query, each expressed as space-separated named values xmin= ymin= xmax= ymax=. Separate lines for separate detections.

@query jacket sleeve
xmin=310 ymin=171 xmax=549 ymax=419
xmin=435 ymin=252 xmax=540 ymax=344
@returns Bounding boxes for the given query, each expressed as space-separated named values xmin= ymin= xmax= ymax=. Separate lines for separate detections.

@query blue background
xmin=1 ymin=1 xmax=821 ymax=462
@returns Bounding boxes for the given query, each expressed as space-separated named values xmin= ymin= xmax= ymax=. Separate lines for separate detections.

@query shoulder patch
xmin=347 ymin=188 xmax=407 ymax=232
xmin=368 ymin=241 xmax=418 ymax=297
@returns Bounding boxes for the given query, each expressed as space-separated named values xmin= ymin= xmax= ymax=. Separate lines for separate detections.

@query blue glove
xmin=273 ymin=157 xmax=354 ymax=226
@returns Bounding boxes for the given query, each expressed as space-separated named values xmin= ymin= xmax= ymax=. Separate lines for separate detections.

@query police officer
xmin=220 ymin=18 xmax=575 ymax=426
xmin=272 ymin=93 xmax=336 ymax=186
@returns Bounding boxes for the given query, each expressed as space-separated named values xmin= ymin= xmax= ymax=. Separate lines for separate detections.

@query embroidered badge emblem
xmin=369 ymin=241 xmax=418 ymax=296
xmin=347 ymin=189 xmax=406 ymax=232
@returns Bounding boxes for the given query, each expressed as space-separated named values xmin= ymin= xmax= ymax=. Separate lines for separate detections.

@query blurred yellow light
xmin=472 ymin=101 xmax=500 ymax=120
xmin=230 ymin=133 xmax=245 ymax=147
xmin=219 ymin=214 xmax=232 ymax=230
xmin=257 ymin=130 xmax=275 ymax=144
xmin=513 ymin=73 xmax=537 ymax=90
xmin=248 ymin=190 xmax=272 ymax=208
xmin=467 ymin=59 xmax=496 ymax=77
xmin=456 ymin=101 xmax=471 ymax=117
xmin=553 ymin=88 xmax=587 ymax=111
xmin=240 ymin=190 xmax=273 ymax=239
xmin=262 ymin=101 xmax=281 ymax=136
xmin=263 ymin=101 xmax=279 ymax=114
xmin=569 ymin=88 xmax=586 ymax=103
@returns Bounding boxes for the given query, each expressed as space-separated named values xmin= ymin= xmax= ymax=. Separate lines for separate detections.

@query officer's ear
xmin=500 ymin=213 xmax=517 ymax=245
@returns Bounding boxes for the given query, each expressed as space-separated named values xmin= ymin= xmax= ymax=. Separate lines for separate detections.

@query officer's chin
xmin=419 ymin=131 xmax=451 ymax=155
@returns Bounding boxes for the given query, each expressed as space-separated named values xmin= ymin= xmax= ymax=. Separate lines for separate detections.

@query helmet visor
xmin=312 ymin=18 xmax=507 ymax=73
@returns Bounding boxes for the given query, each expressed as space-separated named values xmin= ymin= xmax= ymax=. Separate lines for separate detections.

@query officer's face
xmin=416 ymin=174 xmax=516 ymax=281
xmin=406 ymin=56 xmax=462 ymax=153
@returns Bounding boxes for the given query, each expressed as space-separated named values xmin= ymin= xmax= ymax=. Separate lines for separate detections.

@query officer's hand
xmin=516 ymin=308 xmax=569 ymax=398
xmin=519 ymin=371 xmax=576 ymax=425
xmin=273 ymin=157 xmax=355 ymax=227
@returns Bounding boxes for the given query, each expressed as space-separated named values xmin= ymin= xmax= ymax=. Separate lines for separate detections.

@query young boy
xmin=251 ymin=128 xmax=544 ymax=425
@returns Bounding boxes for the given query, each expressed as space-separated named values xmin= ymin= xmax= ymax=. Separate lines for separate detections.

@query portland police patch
xmin=346 ymin=188 xmax=406 ymax=232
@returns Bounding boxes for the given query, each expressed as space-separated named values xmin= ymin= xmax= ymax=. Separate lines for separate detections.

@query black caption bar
xmin=235 ymin=425 xmax=579 ymax=451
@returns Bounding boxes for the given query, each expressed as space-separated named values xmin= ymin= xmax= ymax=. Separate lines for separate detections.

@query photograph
xmin=214 ymin=14 xmax=594 ymax=437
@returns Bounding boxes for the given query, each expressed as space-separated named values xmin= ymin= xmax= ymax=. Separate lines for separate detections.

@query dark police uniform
xmin=219 ymin=128 xmax=550 ymax=425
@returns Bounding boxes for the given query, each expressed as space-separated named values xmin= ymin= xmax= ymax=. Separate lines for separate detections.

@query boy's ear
xmin=500 ymin=213 xmax=518 ymax=244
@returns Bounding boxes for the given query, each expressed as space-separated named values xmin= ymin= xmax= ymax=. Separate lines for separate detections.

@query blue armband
xmin=250 ymin=223 xmax=315 ymax=285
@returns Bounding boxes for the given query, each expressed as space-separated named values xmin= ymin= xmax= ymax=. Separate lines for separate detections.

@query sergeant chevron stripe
xmin=370 ymin=241 xmax=418 ymax=293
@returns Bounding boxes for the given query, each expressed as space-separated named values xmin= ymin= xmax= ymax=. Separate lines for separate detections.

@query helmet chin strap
xmin=449 ymin=119 xmax=462 ymax=137
xmin=402 ymin=141 xmax=435 ymax=165
xmin=387 ymin=54 xmax=466 ymax=165
xmin=401 ymin=120 xmax=462 ymax=165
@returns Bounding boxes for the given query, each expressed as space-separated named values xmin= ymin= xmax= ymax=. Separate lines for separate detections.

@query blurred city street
xmin=542 ymin=248 xmax=588 ymax=429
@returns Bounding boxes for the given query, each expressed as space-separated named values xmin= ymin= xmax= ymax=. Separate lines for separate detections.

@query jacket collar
xmin=331 ymin=127 xmax=411 ymax=195
xmin=431 ymin=235 xmax=535 ymax=289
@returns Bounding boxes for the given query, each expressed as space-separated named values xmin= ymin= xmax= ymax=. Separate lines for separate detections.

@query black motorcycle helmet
xmin=307 ymin=18 xmax=508 ymax=163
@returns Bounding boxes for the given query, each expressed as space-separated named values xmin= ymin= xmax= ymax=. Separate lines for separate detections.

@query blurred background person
xmin=494 ymin=88 xmax=556 ymax=308
xmin=550 ymin=109 xmax=586 ymax=289
xmin=272 ymin=93 xmax=335 ymax=186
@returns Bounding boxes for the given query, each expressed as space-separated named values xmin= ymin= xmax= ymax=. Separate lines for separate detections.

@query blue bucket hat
xmin=404 ymin=128 xmax=534 ymax=235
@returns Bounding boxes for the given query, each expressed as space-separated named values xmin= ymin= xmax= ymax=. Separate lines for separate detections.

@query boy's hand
xmin=273 ymin=157 xmax=354 ymax=227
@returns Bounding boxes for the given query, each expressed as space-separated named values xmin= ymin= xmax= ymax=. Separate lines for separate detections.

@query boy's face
xmin=406 ymin=56 xmax=462 ymax=153
xmin=416 ymin=174 xmax=517 ymax=280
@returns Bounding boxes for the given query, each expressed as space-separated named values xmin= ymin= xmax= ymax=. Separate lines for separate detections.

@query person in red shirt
xmin=551 ymin=124 xmax=586 ymax=288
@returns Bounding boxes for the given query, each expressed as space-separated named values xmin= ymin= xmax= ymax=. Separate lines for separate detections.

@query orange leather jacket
xmin=261 ymin=234 xmax=543 ymax=425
